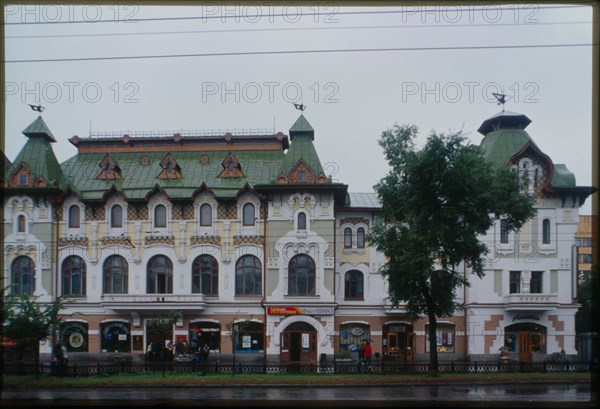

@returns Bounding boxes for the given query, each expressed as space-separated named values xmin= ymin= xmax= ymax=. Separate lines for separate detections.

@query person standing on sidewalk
xmin=364 ymin=342 xmax=372 ymax=365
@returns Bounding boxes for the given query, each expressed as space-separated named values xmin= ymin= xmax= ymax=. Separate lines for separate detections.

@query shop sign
xmin=103 ymin=322 xmax=130 ymax=336
xmin=267 ymin=306 xmax=334 ymax=315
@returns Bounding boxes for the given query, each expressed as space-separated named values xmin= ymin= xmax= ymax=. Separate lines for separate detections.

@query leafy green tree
xmin=146 ymin=310 xmax=180 ymax=346
xmin=2 ymin=289 xmax=65 ymax=369
xmin=224 ymin=314 xmax=253 ymax=376
xmin=369 ymin=125 xmax=535 ymax=374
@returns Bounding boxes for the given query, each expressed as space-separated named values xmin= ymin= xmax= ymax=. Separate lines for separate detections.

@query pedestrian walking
xmin=357 ymin=342 xmax=365 ymax=372
xmin=364 ymin=341 xmax=372 ymax=365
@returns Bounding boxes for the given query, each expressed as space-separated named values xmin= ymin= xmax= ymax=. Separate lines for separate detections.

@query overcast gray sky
xmin=3 ymin=3 xmax=594 ymax=214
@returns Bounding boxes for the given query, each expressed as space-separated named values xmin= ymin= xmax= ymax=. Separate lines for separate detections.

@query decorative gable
xmin=289 ymin=159 xmax=314 ymax=183
xmin=9 ymin=163 xmax=34 ymax=187
xmin=97 ymin=154 xmax=122 ymax=180
xmin=157 ymin=153 xmax=182 ymax=179
xmin=218 ymin=153 xmax=244 ymax=178
xmin=509 ymin=142 xmax=554 ymax=197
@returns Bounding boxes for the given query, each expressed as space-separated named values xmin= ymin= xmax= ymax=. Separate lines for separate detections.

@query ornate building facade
xmin=2 ymin=111 xmax=593 ymax=363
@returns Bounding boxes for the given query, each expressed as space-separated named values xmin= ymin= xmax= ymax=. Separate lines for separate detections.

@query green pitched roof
xmin=7 ymin=129 xmax=67 ymax=189
xmin=61 ymin=149 xmax=285 ymax=200
xmin=276 ymin=115 xmax=324 ymax=179
xmin=289 ymin=114 xmax=315 ymax=140
xmin=22 ymin=116 xmax=57 ymax=142
xmin=551 ymin=164 xmax=576 ymax=188
xmin=479 ymin=127 xmax=576 ymax=188
xmin=479 ymin=128 xmax=536 ymax=166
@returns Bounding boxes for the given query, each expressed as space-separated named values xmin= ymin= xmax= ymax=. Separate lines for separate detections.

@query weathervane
xmin=293 ymin=103 xmax=306 ymax=112
xmin=491 ymin=93 xmax=511 ymax=112
xmin=27 ymin=103 xmax=45 ymax=114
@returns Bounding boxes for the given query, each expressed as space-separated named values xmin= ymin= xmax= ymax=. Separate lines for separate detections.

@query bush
xmin=107 ymin=353 xmax=133 ymax=364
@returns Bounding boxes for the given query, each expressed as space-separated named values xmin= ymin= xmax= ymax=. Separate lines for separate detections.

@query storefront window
xmin=425 ymin=324 xmax=455 ymax=353
xmin=189 ymin=322 xmax=221 ymax=352
xmin=339 ymin=324 xmax=370 ymax=353
xmin=234 ymin=322 xmax=264 ymax=353
xmin=61 ymin=322 xmax=88 ymax=352
xmin=101 ymin=321 xmax=131 ymax=353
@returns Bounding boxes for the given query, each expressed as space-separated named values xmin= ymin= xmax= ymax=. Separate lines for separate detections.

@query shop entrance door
xmin=519 ymin=331 xmax=533 ymax=363
xmin=280 ymin=322 xmax=317 ymax=364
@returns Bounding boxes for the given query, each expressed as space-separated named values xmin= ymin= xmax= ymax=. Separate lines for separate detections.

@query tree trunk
xmin=427 ymin=310 xmax=439 ymax=375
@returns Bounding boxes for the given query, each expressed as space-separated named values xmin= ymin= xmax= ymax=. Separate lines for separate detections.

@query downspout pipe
xmin=262 ymin=195 xmax=268 ymax=366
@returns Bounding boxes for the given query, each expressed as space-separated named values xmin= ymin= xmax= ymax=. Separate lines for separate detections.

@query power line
xmin=4 ymin=20 xmax=592 ymax=39
xmin=2 ymin=4 xmax=589 ymax=25
xmin=3 ymin=43 xmax=592 ymax=64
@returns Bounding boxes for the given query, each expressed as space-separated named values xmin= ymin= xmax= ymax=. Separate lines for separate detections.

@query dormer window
xmin=219 ymin=153 xmax=244 ymax=178
xmin=19 ymin=174 xmax=27 ymax=185
xmin=97 ymin=154 xmax=121 ymax=180
xmin=157 ymin=154 xmax=181 ymax=179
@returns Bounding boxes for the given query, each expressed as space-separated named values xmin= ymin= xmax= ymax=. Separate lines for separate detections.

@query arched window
xmin=344 ymin=270 xmax=364 ymax=299
xmin=297 ymin=212 xmax=306 ymax=230
xmin=147 ymin=255 xmax=173 ymax=293
xmin=103 ymin=255 xmax=128 ymax=294
xmin=192 ymin=255 xmax=218 ymax=296
xmin=542 ymin=219 xmax=551 ymax=244
xmin=500 ymin=219 xmax=508 ymax=244
xmin=68 ymin=205 xmax=80 ymax=228
xmin=357 ymin=227 xmax=365 ymax=248
xmin=344 ymin=228 xmax=352 ymax=248
xmin=154 ymin=204 xmax=167 ymax=228
xmin=288 ymin=254 xmax=315 ymax=296
xmin=17 ymin=215 xmax=26 ymax=233
xmin=62 ymin=256 xmax=86 ymax=296
xmin=200 ymin=204 xmax=212 ymax=226
xmin=243 ymin=203 xmax=255 ymax=226
xmin=235 ymin=255 xmax=262 ymax=295
xmin=11 ymin=256 xmax=35 ymax=295
xmin=111 ymin=205 xmax=123 ymax=228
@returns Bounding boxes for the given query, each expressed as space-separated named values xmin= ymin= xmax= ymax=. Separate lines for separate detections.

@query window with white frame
xmin=111 ymin=204 xmax=123 ymax=228
xmin=11 ymin=256 xmax=35 ymax=295
xmin=510 ymin=271 xmax=521 ymax=294
xmin=68 ymin=205 xmax=81 ymax=228
xmin=154 ymin=204 xmax=167 ymax=229
xmin=542 ymin=219 xmax=551 ymax=244
xmin=200 ymin=203 xmax=212 ymax=227
xmin=297 ymin=212 xmax=307 ymax=230
xmin=62 ymin=256 xmax=87 ymax=296
xmin=17 ymin=214 xmax=26 ymax=233
xmin=344 ymin=228 xmax=352 ymax=248
xmin=243 ymin=203 xmax=255 ymax=226
xmin=357 ymin=228 xmax=365 ymax=248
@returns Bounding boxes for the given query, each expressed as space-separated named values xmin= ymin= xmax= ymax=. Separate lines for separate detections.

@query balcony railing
xmin=100 ymin=294 xmax=206 ymax=311
xmin=504 ymin=293 xmax=559 ymax=311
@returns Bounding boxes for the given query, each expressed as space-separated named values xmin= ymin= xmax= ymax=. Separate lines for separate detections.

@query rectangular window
xmin=425 ymin=324 xmax=455 ymax=353
xmin=579 ymin=254 xmax=592 ymax=264
xmin=530 ymin=271 xmax=543 ymax=293
xmin=18 ymin=174 xmax=27 ymax=185
xmin=500 ymin=220 xmax=508 ymax=244
xmin=510 ymin=271 xmax=521 ymax=294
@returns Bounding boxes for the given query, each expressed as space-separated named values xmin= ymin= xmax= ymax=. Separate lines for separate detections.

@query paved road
xmin=1 ymin=383 xmax=594 ymax=408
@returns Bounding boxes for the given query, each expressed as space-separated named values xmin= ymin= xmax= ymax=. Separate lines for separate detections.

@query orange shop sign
xmin=266 ymin=306 xmax=334 ymax=315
